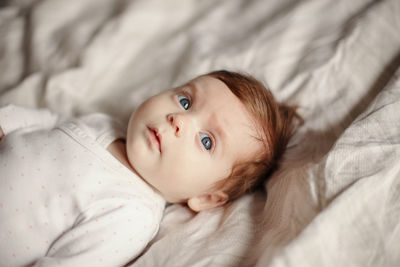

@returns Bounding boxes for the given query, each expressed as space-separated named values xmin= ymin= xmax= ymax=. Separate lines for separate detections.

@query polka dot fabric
xmin=0 ymin=105 xmax=165 ymax=266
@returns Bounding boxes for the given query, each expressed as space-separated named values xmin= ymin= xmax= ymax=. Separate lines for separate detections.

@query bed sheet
xmin=0 ymin=0 xmax=399 ymax=266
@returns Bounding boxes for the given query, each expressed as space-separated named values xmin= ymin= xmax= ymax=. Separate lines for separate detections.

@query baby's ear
xmin=187 ymin=191 xmax=228 ymax=212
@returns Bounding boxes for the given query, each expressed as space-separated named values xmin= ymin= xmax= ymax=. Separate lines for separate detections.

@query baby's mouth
xmin=148 ymin=126 xmax=162 ymax=152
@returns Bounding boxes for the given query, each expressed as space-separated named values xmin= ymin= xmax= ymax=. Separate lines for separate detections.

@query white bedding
xmin=1 ymin=0 xmax=399 ymax=266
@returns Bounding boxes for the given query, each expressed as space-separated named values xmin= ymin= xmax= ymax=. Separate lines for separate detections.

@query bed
xmin=1 ymin=0 xmax=399 ymax=266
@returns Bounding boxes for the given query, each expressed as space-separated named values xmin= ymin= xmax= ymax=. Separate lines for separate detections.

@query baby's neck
xmin=107 ymin=139 xmax=159 ymax=194
xmin=107 ymin=139 xmax=135 ymax=172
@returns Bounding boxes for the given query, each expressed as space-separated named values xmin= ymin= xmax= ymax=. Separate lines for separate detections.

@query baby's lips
xmin=147 ymin=126 xmax=162 ymax=152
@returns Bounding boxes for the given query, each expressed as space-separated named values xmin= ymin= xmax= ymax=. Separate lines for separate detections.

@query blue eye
xmin=199 ymin=133 xmax=213 ymax=151
xmin=178 ymin=95 xmax=191 ymax=110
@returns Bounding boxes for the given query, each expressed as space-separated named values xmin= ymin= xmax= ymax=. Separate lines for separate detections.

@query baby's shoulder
xmin=64 ymin=113 xmax=126 ymax=148
xmin=77 ymin=113 xmax=122 ymax=133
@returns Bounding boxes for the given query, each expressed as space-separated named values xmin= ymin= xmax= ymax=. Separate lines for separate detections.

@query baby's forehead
xmin=192 ymin=75 xmax=261 ymax=126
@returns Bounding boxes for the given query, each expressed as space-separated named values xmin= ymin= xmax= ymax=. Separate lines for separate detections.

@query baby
xmin=0 ymin=70 xmax=298 ymax=266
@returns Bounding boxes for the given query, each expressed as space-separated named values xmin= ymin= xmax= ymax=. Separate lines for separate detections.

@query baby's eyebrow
xmin=209 ymin=112 xmax=227 ymax=153
xmin=187 ymin=82 xmax=199 ymax=102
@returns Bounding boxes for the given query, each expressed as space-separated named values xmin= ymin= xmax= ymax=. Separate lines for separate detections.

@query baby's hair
xmin=207 ymin=70 xmax=301 ymax=201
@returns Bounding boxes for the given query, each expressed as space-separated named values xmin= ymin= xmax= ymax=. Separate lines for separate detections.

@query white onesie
xmin=0 ymin=105 xmax=166 ymax=267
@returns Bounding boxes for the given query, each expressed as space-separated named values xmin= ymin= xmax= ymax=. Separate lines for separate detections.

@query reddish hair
xmin=207 ymin=70 xmax=300 ymax=201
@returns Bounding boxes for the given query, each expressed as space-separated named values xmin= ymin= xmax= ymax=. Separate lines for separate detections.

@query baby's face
xmin=126 ymin=75 xmax=262 ymax=204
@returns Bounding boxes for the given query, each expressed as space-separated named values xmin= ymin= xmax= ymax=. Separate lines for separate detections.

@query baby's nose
xmin=167 ymin=113 xmax=186 ymax=137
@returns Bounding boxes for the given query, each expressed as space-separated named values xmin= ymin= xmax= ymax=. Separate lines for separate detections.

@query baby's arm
xmin=0 ymin=104 xmax=59 ymax=137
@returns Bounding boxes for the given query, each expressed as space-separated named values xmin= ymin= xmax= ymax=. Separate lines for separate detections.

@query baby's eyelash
xmin=200 ymin=131 xmax=216 ymax=153
xmin=178 ymin=95 xmax=191 ymax=110
xmin=177 ymin=88 xmax=193 ymax=110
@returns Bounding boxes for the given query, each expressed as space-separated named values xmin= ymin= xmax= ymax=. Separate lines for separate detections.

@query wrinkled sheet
xmin=0 ymin=0 xmax=399 ymax=266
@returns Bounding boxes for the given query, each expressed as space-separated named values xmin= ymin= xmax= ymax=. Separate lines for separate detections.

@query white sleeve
xmin=0 ymin=104 xmax=59 ymax=135
xmin=33 ymin=203 xmax=159 ymax=267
